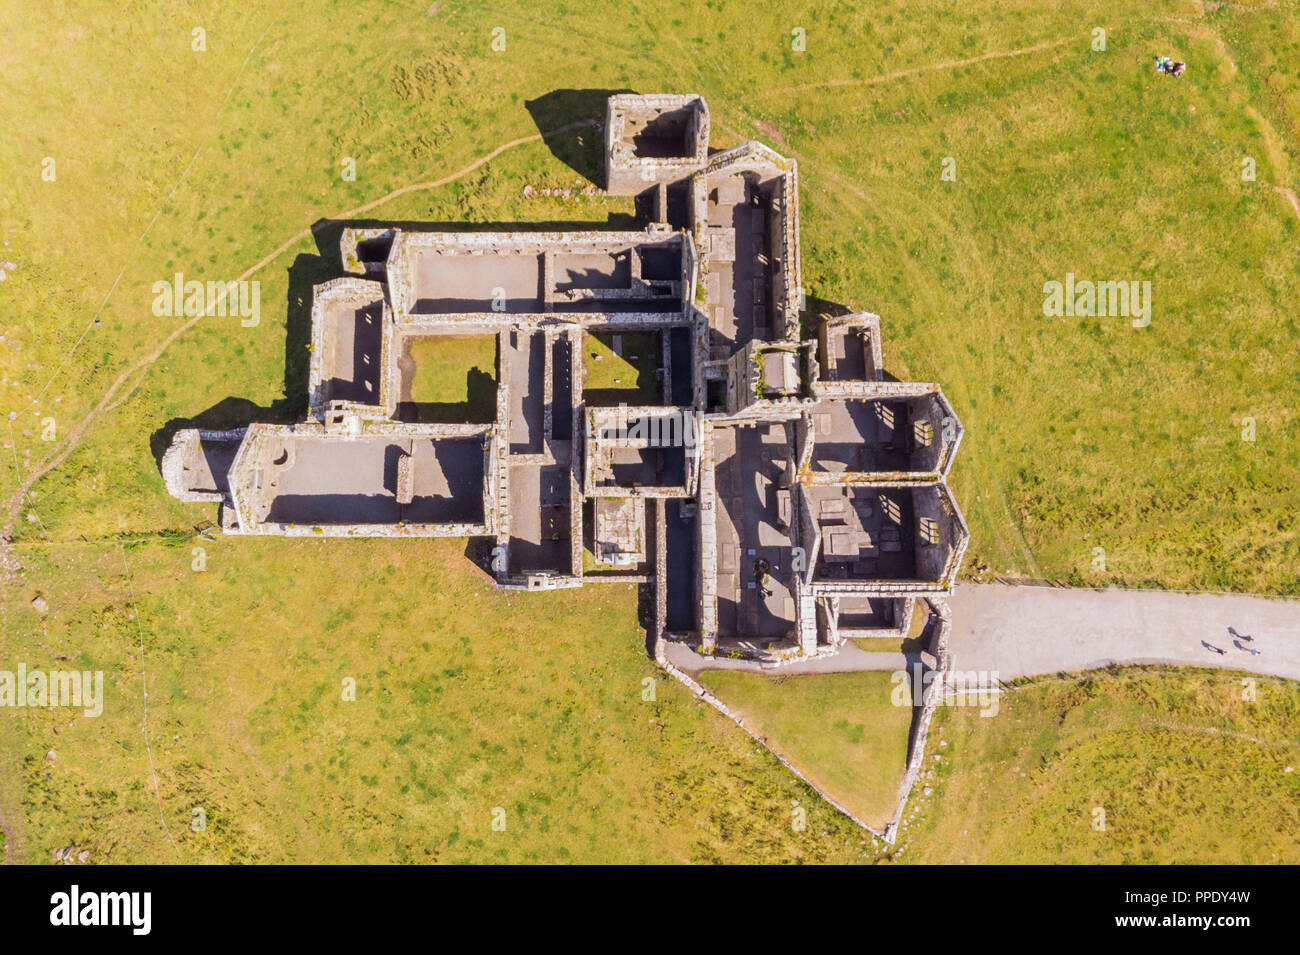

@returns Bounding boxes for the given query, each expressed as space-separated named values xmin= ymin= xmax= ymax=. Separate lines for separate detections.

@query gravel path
xmin=664 ymin=583 xmax=1300 ymax=683
xmin=947 ymin=583 xmax=1300 ymax=681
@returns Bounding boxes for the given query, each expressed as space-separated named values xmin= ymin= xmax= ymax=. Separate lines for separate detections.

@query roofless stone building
xmin=162 ymin=95 xmax=968 ymax=837
xmin=163 ymin=92 xmax=967 ymax=661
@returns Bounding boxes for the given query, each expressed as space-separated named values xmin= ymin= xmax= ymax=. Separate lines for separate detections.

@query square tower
xmin=605 ymin=94 xmax=710 ymax=194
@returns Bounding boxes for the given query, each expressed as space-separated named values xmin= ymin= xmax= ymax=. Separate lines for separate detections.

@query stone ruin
xmin=161 ymin=94 xmax=970 ymax=840
xmin=162 ymin=91 xmax=968 ymax=659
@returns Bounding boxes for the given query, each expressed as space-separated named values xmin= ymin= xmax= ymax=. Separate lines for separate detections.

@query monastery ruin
xmin=161 ymin=94 xmax=969 ymax=839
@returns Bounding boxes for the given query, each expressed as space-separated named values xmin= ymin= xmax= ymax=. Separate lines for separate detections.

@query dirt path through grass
xmin=774 ymin=35 xmax=1076 ymax=95
xmin=1275 ymin=185 xmax=1300 ymax=219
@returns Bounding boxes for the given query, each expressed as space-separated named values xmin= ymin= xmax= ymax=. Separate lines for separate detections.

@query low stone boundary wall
xmin=652 ymin=633 xmax=888 ymax=841
xmin=882 ymin=597 xmax=951 ymax=841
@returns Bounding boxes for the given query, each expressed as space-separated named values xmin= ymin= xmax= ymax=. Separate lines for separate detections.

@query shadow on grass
xmin=524 ymin=88 xmax=635 ymax=187
xmin=582 ymin=386 xmax=660 ymax=406
xmin=149 ymin=248 xmax=326 ymax=467
xmin=396 ymin=367 xmax=496 ymax=424
xmin=581 ymin=329 xmax=662 ymax=406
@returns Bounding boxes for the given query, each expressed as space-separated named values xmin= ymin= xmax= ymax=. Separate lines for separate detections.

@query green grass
xmin=404 ymin=334 xmax=497 ymax=422
xmin=700 ymin=671 xmax=914 ymax=830
xmin=851 ymin=637 xmax=908 ymax=653
xmin=2 ymin=0 xmax=1300 ymax=863
xmin=582 ymin=331 xmax=660 ymax=405
xmin=1 ymin=538 xmax=876 ymax=863
xmin=900 ymin=668 xmax=1300 ymax=863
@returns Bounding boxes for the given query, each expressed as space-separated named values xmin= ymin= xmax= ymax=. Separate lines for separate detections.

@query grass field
xmin=700 ymin=671 xmax=914 ymax=830
xmin=900 ymin=668 xmax=1300 ymax=863
xmin=2 ymin=0 xmax=1299 ymax=863
xmin=2 ymin=537 xmax=878 ymax=863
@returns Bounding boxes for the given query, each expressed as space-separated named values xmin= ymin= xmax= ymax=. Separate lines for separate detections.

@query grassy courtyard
xmin=700 ymin=670 xmax=914 ymax=831
xmin=402 ymin=334 xmax=497 ymax=422
xmin=582 ymin=331 xmax=661 ymax=405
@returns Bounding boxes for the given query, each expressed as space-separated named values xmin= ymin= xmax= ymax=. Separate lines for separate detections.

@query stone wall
xmin=224 ymin=420 xmax=494 ymax=538
xmin=695 ymin=420 xmax=719 ymax=647
xmin=307 ymin=277 xmax=388 ymax=420
xmin=835 ymin=596 xmax=914 ymax=642
xmin=915 ymin=484 xmax=967 ymax=588
xmin=339 ymin=227 xmax=394 ymax=276
xmin=818 ymin=313 xmax=883 ymax=382
xmin=604 ymin=94 xmax=710 ymax=195
xmin=882 ymin=597 xmax=951 ymax=842
xmin=159 ymin=428 xmax=246 ymax=504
